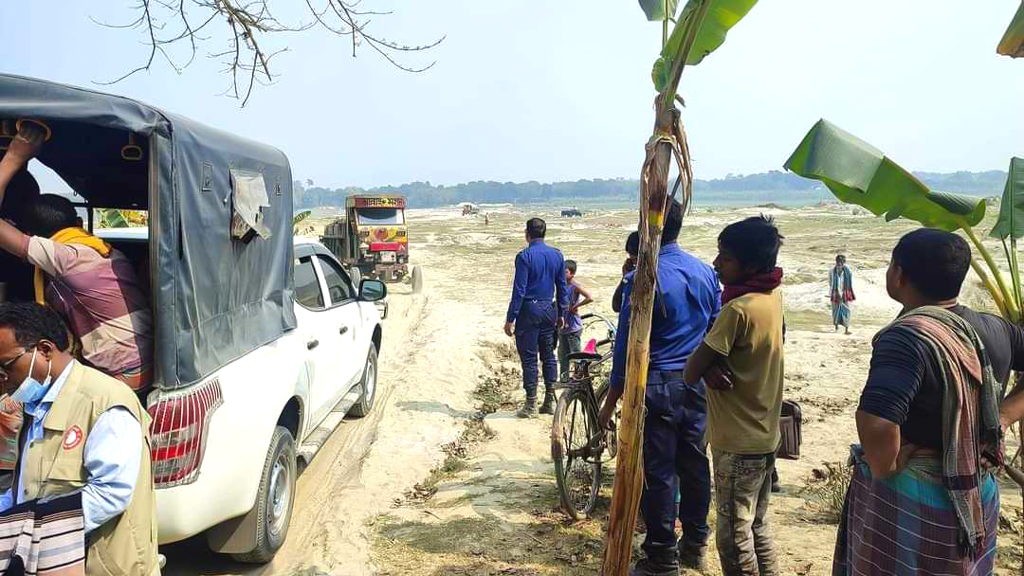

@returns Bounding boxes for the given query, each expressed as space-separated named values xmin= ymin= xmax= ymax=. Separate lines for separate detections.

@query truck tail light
xmin=148 ymin=379 xmax=223 ymax=488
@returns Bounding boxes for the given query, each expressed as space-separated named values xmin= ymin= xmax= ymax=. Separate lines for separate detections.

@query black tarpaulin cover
xmin=0 ymin=74 xmax=297 ymax=389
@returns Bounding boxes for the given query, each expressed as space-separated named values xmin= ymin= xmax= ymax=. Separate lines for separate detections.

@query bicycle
xmin=551 ymin=313 xmax=619 ymax=519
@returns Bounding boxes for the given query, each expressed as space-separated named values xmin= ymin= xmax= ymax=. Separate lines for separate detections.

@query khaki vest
xmin=15 ymin=362 xmax=159 ymax=576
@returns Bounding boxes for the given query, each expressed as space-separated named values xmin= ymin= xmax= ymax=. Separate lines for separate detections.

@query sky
xmin=1 ymin=1 xmax=1022 ymax=192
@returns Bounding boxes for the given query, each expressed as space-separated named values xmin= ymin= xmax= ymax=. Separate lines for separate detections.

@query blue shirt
xmin=0 ymin=362 xmax=143 ymax=533
xmin=506 ymin=239 xmax=570 ymax=323
xmin=610 ymin=243 xmax=721 ymax=390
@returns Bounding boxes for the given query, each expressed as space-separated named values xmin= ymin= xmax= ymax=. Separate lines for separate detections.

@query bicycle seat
xmin=568 ymin=351 xmax=602 ymax=362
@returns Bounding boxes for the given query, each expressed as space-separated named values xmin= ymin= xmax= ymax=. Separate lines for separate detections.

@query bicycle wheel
xmin=595 ymin=382 xmax=619 ymax=460
xmin=551 ymin=388 xmax=602 ymax=519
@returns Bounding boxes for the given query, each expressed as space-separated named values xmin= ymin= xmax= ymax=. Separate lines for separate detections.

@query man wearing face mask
xmin=0 ymin=302 xmax=159 ymax=576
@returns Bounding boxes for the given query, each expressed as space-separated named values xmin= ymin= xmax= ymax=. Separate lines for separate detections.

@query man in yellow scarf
xmin=0 ymin=123 xmax=153 ymax=395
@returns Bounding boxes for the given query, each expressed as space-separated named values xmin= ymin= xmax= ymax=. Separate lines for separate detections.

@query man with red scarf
xmin=683 ymin=215 xmax=785 ymax=576
xmin=598 ymin=201 xmax=721 ymax=575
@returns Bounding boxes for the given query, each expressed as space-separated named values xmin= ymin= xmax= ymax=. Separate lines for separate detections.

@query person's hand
xmin=504 ymin=321 xmax=515 ymax=337
xmin=704 ymin=364 xmax=734 ymax=391
xmin=557 ymin=317 xmax=565 ymax=331
xmin=3 ymin=122 xmax=45 ymax=166
xmin=598 ymin=400 xmax=616 ymax=431
xmin=622 ymin=258 xmax=636 ymax=276
xmin=895 ymin=442 xmax=920 ymax=472
xmin=568 ymin=305 xmax=578 ymax=315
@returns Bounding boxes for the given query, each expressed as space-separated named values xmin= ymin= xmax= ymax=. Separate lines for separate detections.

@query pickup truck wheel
xmin=231 ymin=426 xmax=296 ymax=563
xmin=349 ymin=343 xmax=378 ymax=417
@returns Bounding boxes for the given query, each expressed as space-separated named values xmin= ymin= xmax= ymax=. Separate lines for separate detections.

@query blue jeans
xmin=640 ymin=370 xmax=711 ymax=560
xmin=514 ymin=300 xmax=558 ymax=398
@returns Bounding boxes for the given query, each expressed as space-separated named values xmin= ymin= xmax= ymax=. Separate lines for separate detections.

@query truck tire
xmin=349 ymin=343 xmax=378 ymax=417
xmin=411 ymin=265 xmax=424 ymax=295
xmin=231 ymin=426 xmax=296 ymax=564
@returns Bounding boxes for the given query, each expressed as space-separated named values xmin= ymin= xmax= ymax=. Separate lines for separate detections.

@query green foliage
xmin=638 ymin=0 xmax=679 ymax=22
xmin=991 ymin=158 xmax=1024 ymax=240
xmin=998 ymin=1 xmax=1024 ymax=57
xmin=784 ymin=119 xmax=985 ymax=232
xmin=293 ymin=210 xmax=312 ymax=227
xmin=653 ymin=0 xmax=758 ymax=91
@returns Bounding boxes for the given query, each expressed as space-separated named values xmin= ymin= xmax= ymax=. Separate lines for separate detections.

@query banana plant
xmin=998 ymin=1 xmax=1024 ymax=57
xmin=293 ymin=210 xmax=312 ymax=232
xmin=990 ymin=157 xmax=1024 ymax=320
xmin=784 ymin=119 xmax=1020 ymax=323
xmin=604 ymin=1 xmax=758 ymax=574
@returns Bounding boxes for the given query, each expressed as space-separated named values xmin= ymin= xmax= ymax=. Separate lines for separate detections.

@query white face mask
xmin=10 ymin=349 xmax=52 ymax=404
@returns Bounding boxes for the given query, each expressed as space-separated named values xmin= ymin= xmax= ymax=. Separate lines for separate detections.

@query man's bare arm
xmin=0 ymin=125 xmax=45 ymax=207
xmin=855 ymin=410 xmax=902 ymax=479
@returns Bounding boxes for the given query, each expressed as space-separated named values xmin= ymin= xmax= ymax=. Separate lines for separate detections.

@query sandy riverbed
xmin=166 ymin=201 xmax=1024 ymax=575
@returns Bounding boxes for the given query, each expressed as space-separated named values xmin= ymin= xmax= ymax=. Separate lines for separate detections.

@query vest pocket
xmin=47 ymin=456 xmax=87 ymax=481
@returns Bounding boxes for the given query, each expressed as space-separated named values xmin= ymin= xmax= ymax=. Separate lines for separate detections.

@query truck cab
xmin=322 ymin=195 xmax=414 ymax=282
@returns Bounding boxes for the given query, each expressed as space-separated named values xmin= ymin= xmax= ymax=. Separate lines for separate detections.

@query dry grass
xmin=805 ymin=461 xmax=853 ymax=524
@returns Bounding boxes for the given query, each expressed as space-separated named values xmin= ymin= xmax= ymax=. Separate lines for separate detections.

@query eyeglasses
xmin=0 ymin=346 xmax=34 ymax=384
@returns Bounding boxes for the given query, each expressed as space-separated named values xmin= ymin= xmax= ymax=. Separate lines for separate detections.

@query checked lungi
xmin=833 ymin=447 xmax=998 ymax=576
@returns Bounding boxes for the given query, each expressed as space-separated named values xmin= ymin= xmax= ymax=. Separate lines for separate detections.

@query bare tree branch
xmin=92 ymin=0 xmax=443 ymax=106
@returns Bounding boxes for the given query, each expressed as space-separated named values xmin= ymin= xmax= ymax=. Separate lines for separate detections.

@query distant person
xmin=611 ymin=231 xmax=640 ymax=314
xmin=598 ymin=201 xmax=720 ymax=574
xmin=0 ymin=122 xmax=154 ymax=395
xmin=558 ymin=260 xmax=593 ymax=382
xmin=504 ymin=218 xmax=569 ymax=417
xmin=833 ymin=229 xmax=1024 ymax=575
xmin=830 ymin=254 xmax=855 ymax=334
xmin=683 ymin=215 xmax=785 ymax=576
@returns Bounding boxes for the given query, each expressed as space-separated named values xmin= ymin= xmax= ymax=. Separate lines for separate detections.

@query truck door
xmin=312 ymin=253 xmax=364 ymax=415
xmin=293 ymin=255 xmax=336 ymax=427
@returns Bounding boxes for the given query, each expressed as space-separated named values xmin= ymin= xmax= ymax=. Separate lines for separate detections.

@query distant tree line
xmin=293 ymin=169 xmax=1008 ymax=209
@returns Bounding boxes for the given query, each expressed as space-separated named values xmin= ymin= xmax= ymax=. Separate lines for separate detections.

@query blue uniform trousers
xmin=640 ymin=369 xmax=711 ymax=560
xmin=514 ymin=300 xmax=558 ymax=398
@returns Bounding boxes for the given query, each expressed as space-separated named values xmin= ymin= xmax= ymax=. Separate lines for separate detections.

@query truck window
xmin=317 ymin=255 xmax=354 ymax=305
xmin=295 ymin=256 xmax=324 ymax=309
xmin=356 ymin=208 xmax=404 ymax=226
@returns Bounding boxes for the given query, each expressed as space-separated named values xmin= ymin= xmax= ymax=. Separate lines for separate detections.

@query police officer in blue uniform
xmin=598 ymin=201 xmax=721 ymax=575
xmin=504 ymin=217 xmax=569 ymax=418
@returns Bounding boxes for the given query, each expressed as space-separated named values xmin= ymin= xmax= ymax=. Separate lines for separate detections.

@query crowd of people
xmin=504 ymin=207 xmax=1024 ymax=576
xmin=0 ymin=123 xmax=158 ymax=574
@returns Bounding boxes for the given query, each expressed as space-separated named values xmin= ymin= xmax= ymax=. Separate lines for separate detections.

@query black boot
xmin=517 ymin=395 xmax=537 ymax=418
xmin=539 ymin=391 xmax=556 ymax=415
xmin=631 ymin=553 xmax=679 ymax=576
xmin=677 ymin=540 xmax=706 ymax=571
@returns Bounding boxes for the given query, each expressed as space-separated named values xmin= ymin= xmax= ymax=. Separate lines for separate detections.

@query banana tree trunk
xmin=602 ymin=103 xmax=677 ymax=576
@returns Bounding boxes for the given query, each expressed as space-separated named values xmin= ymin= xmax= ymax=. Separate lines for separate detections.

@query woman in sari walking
xmin=830 ymin=255 xmax=855 ymax=334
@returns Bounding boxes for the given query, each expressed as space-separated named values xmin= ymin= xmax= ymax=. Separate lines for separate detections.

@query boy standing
xmin=683 ymin=216 xmax=785 ymax=576
xmin=557 ymin=260 xmax=593 ymax=385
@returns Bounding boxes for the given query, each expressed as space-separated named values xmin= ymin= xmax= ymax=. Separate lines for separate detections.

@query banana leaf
xmin=652 ymin=0 xmax=758 ymax=91
xmin=998 ymin=1 xmax=1024 ymax=57
xmin=98 ymin=209 xmax=128 ymax=229
xmin=991 ymin=158 xmax=1024 ymax=239
xmin=783 ymin=119 xmax=986 ymax=232
xmin=639 ymin=0 xmax=679 ymax=22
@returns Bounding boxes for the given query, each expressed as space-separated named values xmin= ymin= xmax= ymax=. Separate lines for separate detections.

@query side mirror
xmin=359 ymin=279 xmax=387 ymax=302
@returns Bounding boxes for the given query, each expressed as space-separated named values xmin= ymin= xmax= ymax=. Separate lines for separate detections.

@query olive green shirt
xmin=704 ymin=288 xmax=785 ymax=455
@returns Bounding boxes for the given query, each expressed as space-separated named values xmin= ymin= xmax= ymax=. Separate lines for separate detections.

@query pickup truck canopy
xmin=0 ymin=74 xmax=297 ymax=389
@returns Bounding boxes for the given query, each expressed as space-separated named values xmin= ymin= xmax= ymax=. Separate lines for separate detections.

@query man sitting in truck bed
xmin=0 ymin=123 xmax=153 ymax=395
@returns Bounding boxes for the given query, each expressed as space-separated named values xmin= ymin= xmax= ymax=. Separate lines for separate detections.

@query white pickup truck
xmin=100 ymin=229 xmax=386 ymax=562
xmin=0 ymin=74 xmax=387 ymax=564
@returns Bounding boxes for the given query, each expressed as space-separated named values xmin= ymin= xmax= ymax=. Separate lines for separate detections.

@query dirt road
xmin=163 ymin=214 xmax=505 ymax=575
